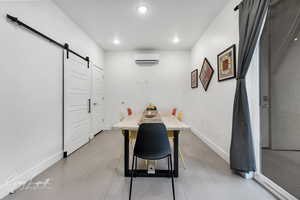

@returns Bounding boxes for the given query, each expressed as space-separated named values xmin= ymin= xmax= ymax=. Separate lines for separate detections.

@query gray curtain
xmin=230 ymin=0 xmax=269 ymax=172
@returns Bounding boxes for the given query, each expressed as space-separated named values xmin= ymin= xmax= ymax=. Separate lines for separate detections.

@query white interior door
xmin=91 ymin=64 xmax=104 ymax=136
xmin=64 ymin=51 xmax=91 ymax=156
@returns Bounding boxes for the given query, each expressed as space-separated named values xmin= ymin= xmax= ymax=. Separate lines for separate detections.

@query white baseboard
xmin=255 ymin=173 xmax=298 ymax=200
xmin=191 ymin=128 xmax=256 ymax=178
xmin=89 ymin=135 xmax=95 ymax=140
xmin=102 ymin=126 xmax=112 ymax=131
xmin=0 ymin=151 xmax=63 ymax=199
xmin=191 ymin=127 xmax=230 ymax=163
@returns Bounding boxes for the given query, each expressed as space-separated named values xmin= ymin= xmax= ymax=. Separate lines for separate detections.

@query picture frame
xmin=191 ymin=69 xmax=198 ymax=89
xmin=199 ymin=58 xmax=214 ymax=91
xmin=217 ymin=44 xmax=236 ymax=81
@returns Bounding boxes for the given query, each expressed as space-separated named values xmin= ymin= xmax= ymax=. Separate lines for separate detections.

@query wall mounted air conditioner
xmin=135 ymin=53 xmax=160 ymax=65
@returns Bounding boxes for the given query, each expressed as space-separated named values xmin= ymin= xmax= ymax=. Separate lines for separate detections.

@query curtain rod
xmin=234 ymin=5 xmax=239 ymax=11
xmin=6 ymin=14 xmax=90 ymax=66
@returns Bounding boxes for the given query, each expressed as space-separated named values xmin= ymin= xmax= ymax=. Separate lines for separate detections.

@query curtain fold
xmin=230 ymin=0 xmax=270 ymax=173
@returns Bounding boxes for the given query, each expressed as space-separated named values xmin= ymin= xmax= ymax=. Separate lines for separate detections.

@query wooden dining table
xmin=113 ymin=111 xmax=190 ymax=178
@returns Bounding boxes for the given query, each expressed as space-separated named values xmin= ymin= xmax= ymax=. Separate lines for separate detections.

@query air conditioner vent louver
xmin=135 ymin=54 xmax=160 ymax=66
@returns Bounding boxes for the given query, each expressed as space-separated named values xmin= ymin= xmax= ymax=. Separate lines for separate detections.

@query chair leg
xmin=130 ymin=139 xmax=134 ymax=151
xmin=179 ymin=147 xmax=187 ymax=170
xmin=167 ymin=157 xmax=170 ymax=173
xmin=170 ymin=138 xmax=186 ymax=169
xmin=129 ymin=155 xmax=135 ymax=200
xmin=134 ymin=156 xmax=138 ymax=178
xmin=135 ymin=157 xmax=138 ymax=169
xmin=169 ymin=155 xmax=175 ymax=200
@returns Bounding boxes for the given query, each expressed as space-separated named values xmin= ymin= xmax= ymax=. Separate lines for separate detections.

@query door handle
xmin=88 ymin=99 xmax=91 ymax=113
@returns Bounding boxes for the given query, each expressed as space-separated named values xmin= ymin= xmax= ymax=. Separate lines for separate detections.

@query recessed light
xmin=137 ymin=5 xmax=148 ymax=15
xmin=173 ymin=36 xmax=180 ymax=44
xmin=113 ymin=39 xmax=120 ymax=45
xmin=294 ymin=37 xmax=298 ymax=41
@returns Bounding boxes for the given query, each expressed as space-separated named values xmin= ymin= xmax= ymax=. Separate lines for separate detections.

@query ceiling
xmin=53 ymin=0 xmax=231 ymax=51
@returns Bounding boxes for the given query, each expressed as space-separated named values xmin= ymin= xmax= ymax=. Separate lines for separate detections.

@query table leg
xmin=173 ymin=130 xmax=179 ymax=177
xmin=124 ymin=130 xmax=130 ymax=177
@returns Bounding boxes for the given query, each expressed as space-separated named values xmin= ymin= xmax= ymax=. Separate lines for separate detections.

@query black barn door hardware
xmin=88 ymin=99 xmax=91 ymax=113
xmin=6 ymin=14 xmax=90 ymax=63
xmin=234 ymin=4 xmax=239 ymax=11
xmin=86 ymin=56 xmax=90 ymax=68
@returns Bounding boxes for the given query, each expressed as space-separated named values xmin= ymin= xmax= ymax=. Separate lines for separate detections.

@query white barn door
xmin=64 ymin=51 xmax=91 ymax=156
xmin=91 ymin=64 xmax=104 ymax=136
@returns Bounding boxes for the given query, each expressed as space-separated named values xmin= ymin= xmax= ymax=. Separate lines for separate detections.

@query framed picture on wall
xmin=191 ymin=69 xmax=198 ymax=88
xmin=199 ymin=58 xmax=214 ymax=91
xmin=217 ymin=44 xmax=236 ymax=81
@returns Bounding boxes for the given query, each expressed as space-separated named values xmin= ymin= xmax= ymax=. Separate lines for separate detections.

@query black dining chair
xmin=129 ymin=123 xmax=175 ymax=200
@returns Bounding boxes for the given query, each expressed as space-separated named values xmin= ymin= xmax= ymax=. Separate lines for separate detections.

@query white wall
xmin=104 ymin=51 xmax=190 ymax=128
xmin=186 ymin=0 xmax=240 ymax=162
xmin=185 ymin=0 xmax=261 ymax=167
xmin=0 ymin=1 xmax=103 ymax=198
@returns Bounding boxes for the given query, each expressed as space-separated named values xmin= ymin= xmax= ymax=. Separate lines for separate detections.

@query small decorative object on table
xmin=145 ymin=110 xmax=156 ymax=118
xmin=146 ymin=104 xmax=157 ymax=111
xmin=199 ymin=58 xmax=214 ymax=91
xmin=217 ymin=44 xmax=236 ymax=81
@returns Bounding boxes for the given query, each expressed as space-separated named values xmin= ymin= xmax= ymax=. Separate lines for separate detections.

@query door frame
xmin=90 ymin=63 xmax=104 ymax=139
xmin=256 ymin=4 xmax=300 ymax=199
xmin=259 ymin=12 xmax=272 ymax=149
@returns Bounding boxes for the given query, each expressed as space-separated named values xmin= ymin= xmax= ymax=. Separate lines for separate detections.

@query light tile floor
xmin=4 ymin=131 xmax=276 ymax=200
xmin=262 ymin=149 xmax=300 ymax=199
